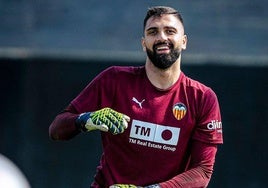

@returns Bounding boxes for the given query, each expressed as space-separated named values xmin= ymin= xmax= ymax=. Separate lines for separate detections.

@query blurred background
xmin=0 ymin=0 xmax=267 ymax=187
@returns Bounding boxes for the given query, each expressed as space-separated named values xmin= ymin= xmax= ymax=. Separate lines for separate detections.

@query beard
xmin=146 ymin=42 xmax=181 ymax=70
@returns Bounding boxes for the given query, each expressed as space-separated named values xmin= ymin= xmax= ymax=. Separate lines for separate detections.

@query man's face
xmin=142 ymin=14 xmax=187 ymax=69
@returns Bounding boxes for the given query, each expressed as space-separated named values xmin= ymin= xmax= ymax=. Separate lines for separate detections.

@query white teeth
xmin=157 ymin=46 xmax=169 ymax=50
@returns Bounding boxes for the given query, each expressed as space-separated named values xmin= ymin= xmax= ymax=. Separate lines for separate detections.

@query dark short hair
xmin=143 ymin=6 xmax=184 ymax=31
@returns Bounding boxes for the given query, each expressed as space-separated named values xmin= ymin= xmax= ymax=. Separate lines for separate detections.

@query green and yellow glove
xmin=75 ymin=107 xmax=130 ymax=134
xmin=109 ymin=184 xmax=160 ymax=188
xmin=109 ymin=184 xmax=141 ymax=188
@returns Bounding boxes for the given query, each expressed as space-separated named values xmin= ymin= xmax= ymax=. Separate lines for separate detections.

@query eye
xmin=166 ymin=29 xmax=176 ymax=35
xmin=146 ymin=27 xmax=158 ymax=36
xmin=147 ymin=30 xmax=157 ymax=36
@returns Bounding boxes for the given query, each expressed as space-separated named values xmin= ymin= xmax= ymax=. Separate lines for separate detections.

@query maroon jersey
xmin=71 ymin=66 xmax=223 ymax=187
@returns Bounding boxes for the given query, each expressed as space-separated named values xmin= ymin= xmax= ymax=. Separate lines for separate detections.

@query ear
xmin=182 ymin=35 xmax=187 ymax=50
xmin=141 ymin=37 xmax=146 ymax=52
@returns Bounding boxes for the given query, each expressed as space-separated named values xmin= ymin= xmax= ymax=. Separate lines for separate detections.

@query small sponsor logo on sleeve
xmin=207 ymin=120 xmax=222 ymax=133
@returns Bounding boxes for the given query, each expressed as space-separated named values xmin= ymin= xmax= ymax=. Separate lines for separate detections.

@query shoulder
xmin=105 ymin=65 xmax=144 ymax=74
xmin=181 ymin=72 xmax=218 ymax=99
xmin=181 ymin=73 xmax=209 ymax=91
xmin=100 ymin=65 xmax=145 ymax=78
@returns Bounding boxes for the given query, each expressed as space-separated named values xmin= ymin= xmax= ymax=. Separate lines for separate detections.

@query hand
xmin=109 ymin=184 xmax=141 ymax=188
xmin=109 ymin=184 xmax=160 ymax=188
xmin=76 ymin=107 xmax=130 ymax=134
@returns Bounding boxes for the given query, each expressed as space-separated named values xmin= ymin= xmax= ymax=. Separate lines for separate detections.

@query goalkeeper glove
xmin=75 ymin=107 xmax=130 ymax=134
xmin=109 ymin=184 xmax=160 ymax=188
xmin=109 ymin=184 xmax=141 ymax=188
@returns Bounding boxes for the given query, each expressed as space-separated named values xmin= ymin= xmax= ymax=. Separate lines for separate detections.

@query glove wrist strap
xmin=75 ymin=112 xmax=91 ymax=132
xmin=144 ymin=184 xmax=161 ymax=188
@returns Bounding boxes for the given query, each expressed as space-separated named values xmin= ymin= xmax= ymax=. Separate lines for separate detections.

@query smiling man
xmin=143 ymin=8 xmax=186 ymax=71
xmin=142 ymin=7 xmax=187 ymax=90
xmin=49 ymin=6 xmax=223 ymax=188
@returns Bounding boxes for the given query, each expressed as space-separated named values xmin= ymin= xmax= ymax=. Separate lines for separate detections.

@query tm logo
xmin=130 ymin=120 xmax=180 ymax=146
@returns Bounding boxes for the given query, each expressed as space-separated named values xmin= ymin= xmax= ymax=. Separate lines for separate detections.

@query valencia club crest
xmin=172 ymin=103 xmax=187 ymax=120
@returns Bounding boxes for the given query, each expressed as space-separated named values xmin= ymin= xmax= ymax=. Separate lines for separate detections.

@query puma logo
xmin=132 ymin=97 xmax=145 ymax=109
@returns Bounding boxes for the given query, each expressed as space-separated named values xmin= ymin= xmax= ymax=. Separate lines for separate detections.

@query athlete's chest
xmin=114 ymin=90 xmax=196 ymax=153
xmin=114 ymin=83 xmax=196 ymax=131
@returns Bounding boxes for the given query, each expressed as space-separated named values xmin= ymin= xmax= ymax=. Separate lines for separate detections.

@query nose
xmin=156 ymin=31 xmax=168 ymax=41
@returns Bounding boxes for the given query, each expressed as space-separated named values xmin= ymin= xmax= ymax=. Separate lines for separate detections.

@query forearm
xmin=49 ymin=104 xmax=130 ymax=140
xmin=49 ymin=105 xmax=80 ymax=140
xmin=160 ymin=142 xmax=217 ymax=188
xmin=109 ymin=143 xmax=216 ymax=188
xmin=159 ymin=165 xmax=212 ymax=188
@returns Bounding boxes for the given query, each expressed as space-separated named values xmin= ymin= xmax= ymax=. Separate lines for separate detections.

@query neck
xmin=145 ymin=57 xmax=181 ymax=90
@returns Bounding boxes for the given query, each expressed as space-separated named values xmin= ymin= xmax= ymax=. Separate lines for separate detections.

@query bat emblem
xmin=173 ymin=103 xmax=187 ymax=120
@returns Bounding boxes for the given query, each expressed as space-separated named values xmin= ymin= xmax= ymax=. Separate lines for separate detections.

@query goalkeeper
xmin=49 ymin=6 xmax=223 ymax=188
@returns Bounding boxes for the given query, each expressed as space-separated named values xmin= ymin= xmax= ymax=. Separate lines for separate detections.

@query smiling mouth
xmin=154 ymin=43 xmax=172 ymax=53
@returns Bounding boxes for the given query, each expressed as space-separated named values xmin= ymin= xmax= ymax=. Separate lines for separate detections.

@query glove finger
xmin=122 ymin=117 xmax=129 ymax=129
xmin=110 ymin=119 xmax=127 ymax=134
xmin=98 ymin=124 xmax=109 ymax=132
xmin=107 ymin=111 xmax=124 ymax=129
xmin=96 ymin=118 xmax=119 ymax=134
xmin=85 ymin=120 xmax=109 ymax=132
xmin=97 ymin=117 xmax=119 ymax=134
xmin=92 ymin=109 xmax=117 ymax=129
xmin=109 ymin=110 xmax=130 ymax=129
xmin=123 ymin=114 xmax=130 ymax=122
xmin=109 ymin=123 xmax=121 ymax=135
